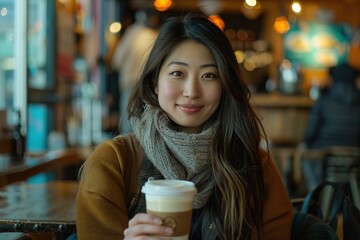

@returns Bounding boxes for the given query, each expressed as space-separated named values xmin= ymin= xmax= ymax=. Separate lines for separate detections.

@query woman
xmin=76 ymin=12 xmax=293 ymax=240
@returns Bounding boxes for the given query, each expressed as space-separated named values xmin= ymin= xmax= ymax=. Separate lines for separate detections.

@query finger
xmin=124 ymin=234 xmax=171 ymax=240
xmin=124 ymin=224 xmax=173 ymax=239
xmin=128 ymin=213 xmax=163 ymax=227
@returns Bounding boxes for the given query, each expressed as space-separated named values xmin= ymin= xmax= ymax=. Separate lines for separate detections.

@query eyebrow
xmin=168 ymin=61 xmax=217 ymax=68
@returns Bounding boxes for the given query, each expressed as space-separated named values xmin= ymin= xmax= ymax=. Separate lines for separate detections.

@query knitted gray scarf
xmin=130 ymin=105 xmax=216 ymax=209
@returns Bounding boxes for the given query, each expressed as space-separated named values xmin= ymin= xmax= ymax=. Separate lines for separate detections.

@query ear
xmin=155 ymin=86 xmax=158 ymax=95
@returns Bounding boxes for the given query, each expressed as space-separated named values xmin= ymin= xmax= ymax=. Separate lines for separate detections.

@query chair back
xmin=324 ymin=146 xmax=360 ymax=211
xmin=324 ymin=146 xmax=360 ymax=174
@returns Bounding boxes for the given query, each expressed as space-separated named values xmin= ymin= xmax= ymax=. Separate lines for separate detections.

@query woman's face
xmin=156 ymin=40 xmax=222 ymax=133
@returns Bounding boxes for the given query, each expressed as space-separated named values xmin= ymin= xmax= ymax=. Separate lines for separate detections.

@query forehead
xmin=163 ymin=39 xmax=215 ymax=64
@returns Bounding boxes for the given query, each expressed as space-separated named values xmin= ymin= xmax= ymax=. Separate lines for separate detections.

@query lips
xmin=177 ymin=104 xmax=203 ymax=113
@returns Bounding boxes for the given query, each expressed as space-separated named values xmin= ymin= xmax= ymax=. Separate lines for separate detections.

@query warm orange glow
xmin=209 ymin=15 xmax=225 ymax=30
xmin=153 ymin=0 xmax=172 ymax=11
xmin=273 ymin=16 xmax=290 ymax=34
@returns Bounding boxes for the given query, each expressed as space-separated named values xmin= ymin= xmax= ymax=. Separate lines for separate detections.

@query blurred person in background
xmin=301 ymin=62 xmax=360 ymax=191
xmin=112 ymin=9 xmax=161 ymax=134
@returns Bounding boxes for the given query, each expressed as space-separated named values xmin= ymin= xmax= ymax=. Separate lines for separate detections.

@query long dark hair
xmin=128 ymin=12 xmax=266 ymax=240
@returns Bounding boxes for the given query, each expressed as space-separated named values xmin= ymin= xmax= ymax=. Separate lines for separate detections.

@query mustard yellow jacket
xmin=76 ymin=134 xmax=293 ymax=239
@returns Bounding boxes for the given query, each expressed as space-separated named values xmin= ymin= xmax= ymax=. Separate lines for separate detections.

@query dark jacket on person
xmin=304 ymin=63 xmax=360 ymax=148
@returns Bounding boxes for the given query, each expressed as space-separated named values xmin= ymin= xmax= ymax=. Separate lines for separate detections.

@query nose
xmin=183 ymin=77 xmax=200 ymax=98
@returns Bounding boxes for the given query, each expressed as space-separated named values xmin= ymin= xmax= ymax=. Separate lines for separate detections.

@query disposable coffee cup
xmin=141 ymin=179 xmax=197 ymax=240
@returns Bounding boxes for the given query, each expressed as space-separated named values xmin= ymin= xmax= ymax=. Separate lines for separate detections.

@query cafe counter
xmin=250 ymin=93 xmax=313 ymax=146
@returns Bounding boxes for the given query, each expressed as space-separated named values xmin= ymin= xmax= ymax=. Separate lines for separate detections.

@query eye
xmin=170 ymin=71 xmax=184 ymax=77
xmin=202 ymin=72 xmax=219 ymax=80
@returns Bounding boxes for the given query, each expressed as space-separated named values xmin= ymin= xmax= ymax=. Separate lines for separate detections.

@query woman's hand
xmin=124 ymin=213 xmax=174 ymax=239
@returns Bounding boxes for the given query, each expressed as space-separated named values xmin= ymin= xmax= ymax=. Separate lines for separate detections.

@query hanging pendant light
xmin=241 ymin=0 xmax=263 ymax=20
xmin=291 ymin=1 xmax=302 ymax=14
xmin=274 ymin=16 xmax=290 ymax=34
xmin=153 ymin=0 xmax=172 ymax=12
xmin=273 ymin=0 xmax=290 ymax=34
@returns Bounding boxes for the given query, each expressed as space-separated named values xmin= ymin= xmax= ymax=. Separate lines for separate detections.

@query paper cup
xmin=141 ymin=180 xmax=197 ymax=240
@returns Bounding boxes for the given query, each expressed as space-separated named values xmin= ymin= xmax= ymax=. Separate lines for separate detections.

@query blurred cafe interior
xmin=0 ymin=0 xmax=360 ymax=204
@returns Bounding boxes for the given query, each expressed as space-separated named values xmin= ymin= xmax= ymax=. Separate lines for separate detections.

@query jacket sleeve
xmin=76 ymin=139 xmax=140 ymax=240
xmin=262 ymin=152 xmax=294 ymax=240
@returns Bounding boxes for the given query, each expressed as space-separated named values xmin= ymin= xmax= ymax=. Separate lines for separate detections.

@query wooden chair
xmin=323 ymin=147 xmax=360 ymax=210
xmin=293 ymin=146 xmax=360 ymax=218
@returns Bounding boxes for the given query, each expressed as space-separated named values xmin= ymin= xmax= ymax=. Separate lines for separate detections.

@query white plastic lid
xmin=141 ymin=179 xmax=197 ymax=197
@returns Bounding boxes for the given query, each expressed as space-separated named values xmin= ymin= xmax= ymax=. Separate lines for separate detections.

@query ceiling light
xmin=291 ymin=1 xmax=301 ymax=14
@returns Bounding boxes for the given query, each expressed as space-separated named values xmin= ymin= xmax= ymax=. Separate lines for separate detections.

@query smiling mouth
xmin=177 ymin=104 xmax=203 ymax=113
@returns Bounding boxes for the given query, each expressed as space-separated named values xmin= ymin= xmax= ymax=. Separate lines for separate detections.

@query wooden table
xmin=0 ymin=181 xmax=78 ymax=234
xmin=0 ymin=147 xmax=91 ymax=187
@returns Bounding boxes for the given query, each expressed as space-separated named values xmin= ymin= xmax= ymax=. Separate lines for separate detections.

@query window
xmin=0 ymin=0 xmax=26 ymax=131
xmin=0 ymin=0 xmax=55 ymax=152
